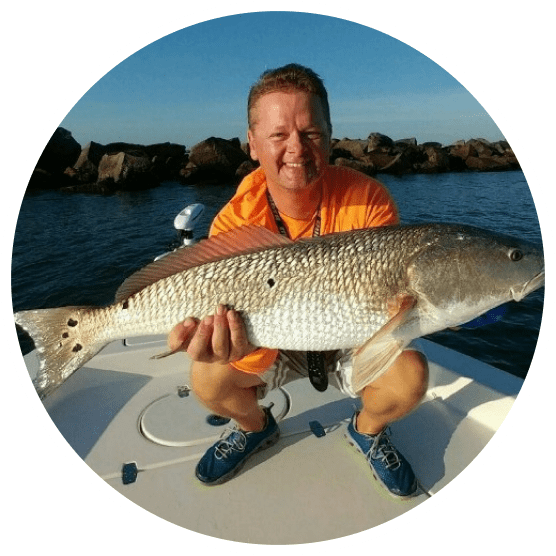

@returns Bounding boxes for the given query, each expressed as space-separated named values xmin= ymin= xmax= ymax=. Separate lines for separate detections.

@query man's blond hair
xmin=247 ymin=63 xmax=332 ymax=135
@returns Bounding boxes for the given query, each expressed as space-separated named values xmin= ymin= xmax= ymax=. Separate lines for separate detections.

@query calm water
xmin=11 ymin=170 xmax=544 ymax=379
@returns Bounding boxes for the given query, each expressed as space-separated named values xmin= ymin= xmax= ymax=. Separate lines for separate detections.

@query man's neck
xmin=267 ymin=182 xmax=323 ymax=220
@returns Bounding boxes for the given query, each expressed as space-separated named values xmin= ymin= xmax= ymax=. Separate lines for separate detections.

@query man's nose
xmin=286 ymin=131 xmax=306 ymax=153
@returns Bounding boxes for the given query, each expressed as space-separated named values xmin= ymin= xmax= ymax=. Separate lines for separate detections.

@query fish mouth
xmin=511 ymin=270 xmax=545 ymax=301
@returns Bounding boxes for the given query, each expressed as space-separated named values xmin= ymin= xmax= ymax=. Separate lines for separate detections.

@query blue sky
xmin=60 ymin=12 xmax=503 ymax=148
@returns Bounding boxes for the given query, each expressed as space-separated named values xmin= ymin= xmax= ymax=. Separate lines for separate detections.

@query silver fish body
xmin=14 ymin=223 xmax=544 ymax=398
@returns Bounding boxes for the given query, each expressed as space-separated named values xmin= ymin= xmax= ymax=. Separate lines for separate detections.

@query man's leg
xmin=191 ymin=360 xmax=280 ymax=485
xmin=357 ymin=350 xmax=428 ymax=434
xmin=191 ymin=360 xmax=267 ymax=431
xmin=345 ymin=350 xmax=428 ymax=498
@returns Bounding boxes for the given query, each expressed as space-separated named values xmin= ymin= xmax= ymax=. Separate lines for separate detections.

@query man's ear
xmin=247 ymin=129 xmax=259 ymax=161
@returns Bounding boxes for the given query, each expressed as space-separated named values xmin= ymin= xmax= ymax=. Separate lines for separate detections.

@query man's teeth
xmin=285 ymin=162 xmax=305 ymax=167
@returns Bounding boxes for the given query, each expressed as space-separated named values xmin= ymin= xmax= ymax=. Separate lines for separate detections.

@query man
xmin=168 ymin=64 xmax=428 ymax=498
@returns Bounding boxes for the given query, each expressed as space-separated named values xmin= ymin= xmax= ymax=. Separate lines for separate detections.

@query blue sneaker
xmin=195 ymin=406 xmax=280 ymax=485
xmin=345 ymin=412 xmax=418 ymax=498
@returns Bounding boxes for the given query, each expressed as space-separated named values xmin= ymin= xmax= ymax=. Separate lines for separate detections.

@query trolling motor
xmin=154 ymin=203 xmax=205 ymax=261
xmin=174 ymin=203 xmax=206 ymax=246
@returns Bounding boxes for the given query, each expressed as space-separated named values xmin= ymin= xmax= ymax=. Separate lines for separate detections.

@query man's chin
xmin=278 ymin=168 xmax=320 ymax=190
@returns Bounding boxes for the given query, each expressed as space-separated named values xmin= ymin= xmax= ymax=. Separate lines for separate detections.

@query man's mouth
xmin=284 ymin=162 xmax=307 ymax=168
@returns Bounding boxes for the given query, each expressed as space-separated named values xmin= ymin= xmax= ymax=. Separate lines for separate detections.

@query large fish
xmin=14 ymin=223 xmax=544 ymax=399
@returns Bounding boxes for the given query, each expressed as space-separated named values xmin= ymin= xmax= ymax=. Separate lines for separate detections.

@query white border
xmin=1 ymin=0 xmax=555 ymax=555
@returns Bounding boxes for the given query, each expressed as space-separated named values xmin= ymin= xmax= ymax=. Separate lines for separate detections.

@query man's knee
xmin=396 ymin=350 xmax=429 ymax=401
xmin=191 ymin=361 xmax=233 ymax=403
xmin=190 ymin=360 xmax=264 ymax=404
xmin=370 ymin=349 xmax=429 ymax=403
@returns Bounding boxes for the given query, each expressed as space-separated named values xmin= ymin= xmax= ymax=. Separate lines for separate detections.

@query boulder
xmin=27 ymin=167 xmax=74 ymax=190
xmin=465 ymin=155 xmax=519 ymax=172
xmin=148 ymin=143 xmax=187 ymax=181
xmin=467 ymin=139 xmax=493 ymax=157
xmin=72 ymin=141 xmax=107 ymax=183
xmin=365 ymin=151 xmax=399 ymax=171
xmin=144 ymin=142 xmax=186 ymax=160
xmin=449 ymin=142 xmax=478 ymax=160
xmin=491 ymin=140 xmax=512 ymax=155
xmin=394 ymin=138 xmax=417 ymax=148
xmin=330 ymin=147 xmax=355 ymax=163
xmin=420 ymin=141 xmax=443 ymax=149
xmin=182 ymin=137 xmax=249 ymax=184
xmin=235 ymin=160 xmax=259 ymax=181
xmin=97 ymin=151 xmax=159 ymax=190
xmin=367 ymin=132 xmax=394 ymax=152
xmin=334 ymin=157 xmax=376 ymax=176
xmin=333 ymin=138 xmax=367 ymax=159
xmin=241 ymin=141 xmax=252 ymax=158
xmin=28 ymin=127 xmax=81 ymax=189
xmin=415 ymin=146 xmax=451 ymax=173
xmin=446 ymin=153 xmax=469 ymax=172
xmin=35 ymin=127 xmax=81 ymax=175
xmin=380 ymin=152 xmax=417 ymax=175
xmin=102 ymin=142 xmax=149 ymax=157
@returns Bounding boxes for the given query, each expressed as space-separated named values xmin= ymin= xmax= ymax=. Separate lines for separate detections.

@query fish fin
xmin=14 ymin=307 xmax=107 ymax=399
xmin=351 ymin=295 xmax=417 ymax=394
xmin=115 ymin=226 xmax=293 ymax=302
xmin=150 ymin=348 xmax=179 ymax=360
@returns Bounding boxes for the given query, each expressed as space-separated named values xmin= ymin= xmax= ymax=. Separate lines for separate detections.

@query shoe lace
xmin=368 ymin=429 xmax=401 ymax=470
xmin=214 ymin=428 xmax=248 ymax=460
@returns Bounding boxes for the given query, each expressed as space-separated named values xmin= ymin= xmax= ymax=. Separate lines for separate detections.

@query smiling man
xmin=168 ymin=64 xmax=428 ymax=498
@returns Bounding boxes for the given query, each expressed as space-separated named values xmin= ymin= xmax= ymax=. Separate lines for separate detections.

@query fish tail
xmin=14 ymin=306 xmax=107 ymax=399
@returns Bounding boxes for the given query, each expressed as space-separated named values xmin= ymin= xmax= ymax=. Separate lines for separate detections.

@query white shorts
xmin=257 ymin=341 xmax=425 ymax=399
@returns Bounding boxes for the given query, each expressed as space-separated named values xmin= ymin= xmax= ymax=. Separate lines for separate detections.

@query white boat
xmin=20 ymin=335 xmax=521 ymax=544
xmin=14 ymin=204 xmax=526 ymax=545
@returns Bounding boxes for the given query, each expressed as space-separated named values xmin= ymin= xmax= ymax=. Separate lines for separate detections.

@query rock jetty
xmin=26 ymin=127 xmax=521 ymax=193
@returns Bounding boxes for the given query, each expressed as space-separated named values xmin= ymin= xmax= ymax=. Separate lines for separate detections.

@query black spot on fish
xmin=267 ymin=278 xmax=275 ymax=288
xmin=68 ymin=319 xmax=78 ymax=327
xmin=62 ymin=332 xmax=69 ymax=338
xmin=122 ymin=300 xmax=129 ymax=310
xmin=72 ymin=343 xmax=82 ymax=352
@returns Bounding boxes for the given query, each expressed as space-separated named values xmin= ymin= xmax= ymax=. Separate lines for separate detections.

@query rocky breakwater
xmin=330 ymin=133 xmax=520 ymax=176
xmin=26 ymin=128 xmax=253 ymax=193
xmin=26 ymin=127 xmax=520 ymax=194
xmin=63 ymin=138 xmax=186 ymax=193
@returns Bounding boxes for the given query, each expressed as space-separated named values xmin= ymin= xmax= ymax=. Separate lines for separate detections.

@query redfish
xmin=14 ymin=223 xmax=544 ymax=398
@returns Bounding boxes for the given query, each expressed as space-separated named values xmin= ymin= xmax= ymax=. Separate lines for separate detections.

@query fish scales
xmin=102 ymin=226 xmax=428 ymax=350
xmin=14 ymin=223 xmax=544 ymax=398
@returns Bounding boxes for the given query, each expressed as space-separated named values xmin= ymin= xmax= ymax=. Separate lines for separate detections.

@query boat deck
xmin=24 ymin=337 xmax=522 ymax=544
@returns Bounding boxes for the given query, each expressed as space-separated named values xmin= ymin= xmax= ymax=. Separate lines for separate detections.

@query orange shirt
xmin=209 ymin=165 xmax=399 ymax=374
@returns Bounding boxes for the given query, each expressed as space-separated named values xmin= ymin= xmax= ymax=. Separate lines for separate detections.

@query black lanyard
xmin=265 ymin=189 xmax=328 ymax=392
xmin=265 ymin=189 xmax=322 ymax=239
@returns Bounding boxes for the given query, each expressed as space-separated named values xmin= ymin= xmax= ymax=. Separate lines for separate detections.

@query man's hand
xmin=167 ymin=304 xmax=257 ymax=364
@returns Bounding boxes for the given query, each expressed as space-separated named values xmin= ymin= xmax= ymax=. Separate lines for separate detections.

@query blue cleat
xmin=345 ymin=412 xmax=418 ymax=498
xmin=195 ymin=406 xmax=280 ymax=485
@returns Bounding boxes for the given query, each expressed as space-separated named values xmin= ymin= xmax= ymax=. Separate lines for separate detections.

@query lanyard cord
xmin=265 ymin=188 xmax=328 ymax=392
xmin=265 ymin=189 xmax=322 ymax=239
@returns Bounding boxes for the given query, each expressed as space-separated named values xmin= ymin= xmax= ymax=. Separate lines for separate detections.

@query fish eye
xmin=510 ymin=249 xmax=523 ymax=262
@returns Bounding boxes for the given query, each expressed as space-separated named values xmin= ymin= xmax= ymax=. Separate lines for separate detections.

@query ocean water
xmin=11 ymin=170 xmax=544 ymax=379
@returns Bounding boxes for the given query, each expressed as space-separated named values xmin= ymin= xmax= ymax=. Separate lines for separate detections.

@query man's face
xmin=248 ymin=91 xmax=331 ymax=194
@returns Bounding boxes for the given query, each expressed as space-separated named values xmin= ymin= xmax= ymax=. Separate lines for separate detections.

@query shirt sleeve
xmin=365 ymin=180 xmax=400 ymax=227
